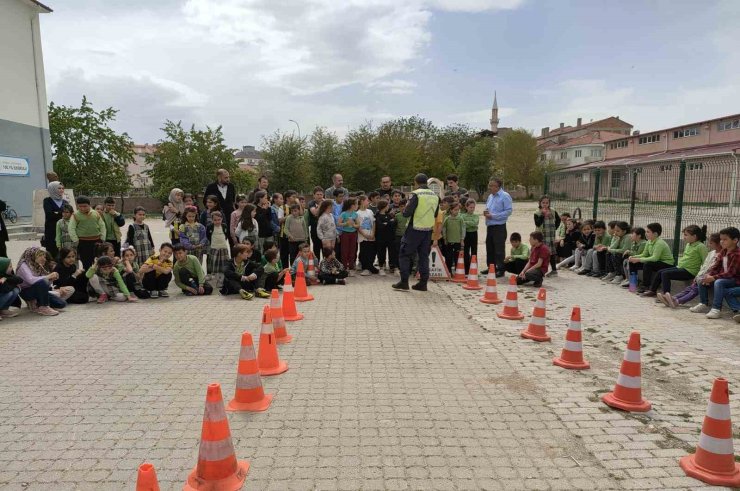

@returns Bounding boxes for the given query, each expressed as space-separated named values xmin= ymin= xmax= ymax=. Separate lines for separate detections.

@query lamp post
xmin=289 ymin=119 xmax=301 ymax=139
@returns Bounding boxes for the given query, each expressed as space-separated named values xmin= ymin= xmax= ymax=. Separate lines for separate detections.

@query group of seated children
xmin=535 ymin=212 xmax=740 ymax=321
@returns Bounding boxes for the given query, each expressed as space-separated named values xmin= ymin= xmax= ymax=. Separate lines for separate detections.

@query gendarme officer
xmin=392 ymin=173 xmax=440 ymax=292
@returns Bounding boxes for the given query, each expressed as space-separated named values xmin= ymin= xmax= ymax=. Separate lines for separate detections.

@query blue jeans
xmin=698 ymin=278 xmax=737 ymax=310
xmin=723 ymin=286 xmax=740 ymax=312
xmin=19 ymin=279 xmax=60 ymax=308
xmin=0 ymin=288 xmax=20 ymax=310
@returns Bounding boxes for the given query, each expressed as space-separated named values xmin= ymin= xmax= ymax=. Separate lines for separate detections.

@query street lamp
xmin=289 ymin=119 xmax=301 ymax=139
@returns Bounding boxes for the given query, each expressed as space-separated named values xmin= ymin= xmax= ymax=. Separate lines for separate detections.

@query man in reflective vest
xmin=393 ymin=173 xmax=440 ymax=292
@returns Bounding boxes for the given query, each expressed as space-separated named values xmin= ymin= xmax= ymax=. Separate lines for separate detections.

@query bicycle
xmin=0 ymin=200 xmax=18 ymax=224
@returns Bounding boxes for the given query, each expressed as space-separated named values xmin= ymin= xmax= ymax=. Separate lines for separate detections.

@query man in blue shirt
xmin=483 ymin=178 xmax=513 ymax=277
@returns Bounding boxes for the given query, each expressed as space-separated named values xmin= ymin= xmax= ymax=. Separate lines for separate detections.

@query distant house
xmin=127 ymin=144 xmax=157 ymax=189
xmin=537 ymin=116 xmax=633 ymax=146
xmin=234 ymin=145 xmax=264 ymax=171
xmin=540 ymin=130 xmax=625 ymax=168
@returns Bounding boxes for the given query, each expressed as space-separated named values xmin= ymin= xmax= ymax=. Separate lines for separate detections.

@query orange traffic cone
xmin=258 ymin=305 xmax=288 ymax=376
xmin=226 ymin=331 xmax=273 ymax=412
xmin=452 ymin=251 xmax=466 ymax=283
xmin=136 ymin=462 xmax=160 ymax=491
xmin=496 ymin=275 xmax=525 ymax=320
xmin=270 ymin=289 xmax=292 ymax=344
xmin=479 ymin=265 xmax=502 ymax=304
xmin=553 ymin=306 xmax=590 ymax=370
xmin=294 ymin=261 xmax=314 ymax=302
xmin=184 ymin=383 xmax=249 ymax=491
xmin=462 ymin=255 xmax=483 ymax=290
xmin=521 ymin=288 xmax=551 ymax=342
xmin=307 ymin=252 xmax=318 ymax=285
xmin=602 ymin=331 xmax=651 ymax=412
xmin=679 ymin=377 xmax=740 ymax=487
xmin=281 ymin=271 xmax=304 ymax=322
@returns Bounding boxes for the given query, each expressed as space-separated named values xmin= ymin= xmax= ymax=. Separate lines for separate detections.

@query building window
xmin=688 ymin=162 xmax=704 ymax=171
xmin=610 ymin=170 xmax=623 ymax=189
xmin=574 ymin=150 xmax=582 ymax=158
xmin=673 ymin=127 xmax=699 ymax=139
xmin=718 ymin=119 xmax=740 ymax=131
xmin=609 ymin=140 xmax=628 ymax=149
xmin=560 ymin=151 xmax=568 ymax=159
xmin=638 ymin=134 xmax=660 ymax=145
xmin=659 ymin=164 xmax=673 ymax=172
xmin=540 ymin=154 xmax=546 ymax=162
xmin=581 ymin=173 xmax=589 ymax=183
xmin=590 ymin=149 xmax=602 ymax=157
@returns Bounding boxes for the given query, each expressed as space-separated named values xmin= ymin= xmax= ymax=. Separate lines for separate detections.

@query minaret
xmin=490 ymin=91 xmax=499 ymax=134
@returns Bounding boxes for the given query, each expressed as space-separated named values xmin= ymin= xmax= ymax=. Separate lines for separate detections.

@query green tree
xmin=458 ymin=137 xmax=496 ymax=198
xmin=435 ymin=123 xmax=477 ymax=170
xmin=261 ymin=130 xmax=313 ymax=192
xmin=146 ymin=121 xmax=238 ymax=201
xmin=49 ymin=96 xmax=133 ymax=197
xmin=341 ymin=122 xmax=381 ymax=192
xmin=230 ymin=168 xmax=257 ymax=196
xmin=309 ymin=127 xmax=343 ymax=188
xmin=497 ymin=129 xmax=543 ymax=196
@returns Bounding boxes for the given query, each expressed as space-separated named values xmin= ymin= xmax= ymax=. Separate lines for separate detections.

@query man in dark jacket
xmin=203 ymin=169 xmax=236 ymax=215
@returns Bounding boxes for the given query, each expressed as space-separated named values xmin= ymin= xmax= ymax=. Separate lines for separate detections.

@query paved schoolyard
xmin=0 ymin=204 xmax=737 ymax=490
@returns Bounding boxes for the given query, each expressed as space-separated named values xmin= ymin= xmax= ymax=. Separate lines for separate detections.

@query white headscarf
xmin=163 ymin=188 xmax=185 ymax=227
xmin=47 ymin=181 xmax=65 ymax=206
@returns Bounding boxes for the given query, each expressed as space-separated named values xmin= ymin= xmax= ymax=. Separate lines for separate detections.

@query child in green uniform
xmin=460 ymin=199 xmax=480 ymax=274
xmin=441 ymin=202 xmax=465 ymax=273
xmin=627 ymin=223 xmax=674 ymax=293
xmin=504 ymin=232 xmax=530 ymax=275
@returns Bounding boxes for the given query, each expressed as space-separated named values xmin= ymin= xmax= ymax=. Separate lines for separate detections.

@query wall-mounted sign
xmin=0 ymin=155 xmax=30 ymax=176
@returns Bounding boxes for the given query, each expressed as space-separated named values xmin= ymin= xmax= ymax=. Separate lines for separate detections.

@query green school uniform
xmin=509 ymin=243 xmax=530 ymax=261
xmin=442 ymin=215 xmax=465 ymax=244
xmin=677 ymin=241 xmax=708 ymax=276
xmin=635 ymin=238 xmax=675 ymax=265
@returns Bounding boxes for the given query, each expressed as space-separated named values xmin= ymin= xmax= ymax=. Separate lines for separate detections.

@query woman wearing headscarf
xmin=163 ymin=188 xmax=185 ymax=244
xmin=15 ymin=246 xmax=67 ymax=316
xmin=42 ymin=181 xmax=70 ymax=259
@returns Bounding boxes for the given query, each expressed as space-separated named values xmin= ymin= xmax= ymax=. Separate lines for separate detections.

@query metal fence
xmin=544 ymin=154 xmax=739 ymax=259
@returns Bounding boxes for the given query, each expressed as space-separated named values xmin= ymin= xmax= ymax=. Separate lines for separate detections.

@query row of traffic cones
xmin=137 ymin=284 xmax=305 ymax=489
xmin=487 ymin=271 xmax=739 ymax=487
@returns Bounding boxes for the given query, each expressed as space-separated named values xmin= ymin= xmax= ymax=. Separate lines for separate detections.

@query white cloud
xmin=367 ymin=79 xmax=418 ymax=95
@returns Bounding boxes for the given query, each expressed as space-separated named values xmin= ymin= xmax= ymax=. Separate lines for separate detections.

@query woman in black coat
xmin=42 ymin=181 xmax=69 ymax=259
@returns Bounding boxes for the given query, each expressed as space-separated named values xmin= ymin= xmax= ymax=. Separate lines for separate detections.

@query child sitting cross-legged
xmin=516 ymin=231 xmax=550 ymax=288
xmin=221 ymin=243 xmax=263 ymax=300
xmin=140 ymin=243 xmax=174 ymax=298
xmin=504 ymin=232 xmax=530 ymax=275
xmin=259 ymin=248 xmax=288 ymax=293
xmin=86 ymin=256 xmax=137 ymax=303
xmin=119 ymin=246 xmax=149 ymax=299
xmin=53 ymin=247 xmax=90 ymax=304
xmin=290 ymin=242 xmax=318 ymax=280
xmin=690 ymin=226 xmax=740 ymax=319
xmin=660 ymin=233 xmax=720 ymax=308
xmin=172 ymin=244 xmax=213 ymax=296
xmin=318 ymin=247 xmax=348 ymax=285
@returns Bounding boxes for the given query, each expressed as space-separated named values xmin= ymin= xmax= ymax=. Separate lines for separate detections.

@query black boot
xmin=411 ymin=280 xmax=428 ymax=291
xmin=392 ymin=280 xmax=410 ymax=291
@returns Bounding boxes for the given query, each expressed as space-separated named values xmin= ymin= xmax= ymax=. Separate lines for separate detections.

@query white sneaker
xmin=348 ymin=270 xmax=355 ymax=277
xmin=610 ymin=275 xmax=624 ymax=285
xmin=360 ymin=270 xmax=371 ymax=276
xmin=379 ymin=269 xmax=387 ymax=276
xmin=569 ymin=265 xmax=579 ymax=271
xmin=601 ymin=273 xmax=616 ymax=282
xmin=705 ymin=309 xmax=721 ymax=319
xmin=689 ymin=304 xmax=710 ymax=313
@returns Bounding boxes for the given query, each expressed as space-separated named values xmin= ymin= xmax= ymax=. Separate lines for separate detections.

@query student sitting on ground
xmin=643 ymin=225 xmax=707 ymax=298
xmin=140 ymin=243 xmax=174 ymax=298
xmin=660 ymin=233 xmax=720 ymax=308
xmin=627 ymin=222 xmax=675 ymax=294
xmin=53 ymin=247 xmax=90 ymax=304
xmin=86 ymin=256 xmax=137 ymax=304
xmin=516 ymin=231 xmax=550 ymax=288
xmin=290 ymin=242 xmax=318 ymax=279
xmin=119 ymin=246 xmax=149 ymax=299
xmin=0 ymin=257 xmax=22 ymax=318
xmin=571 ymin=220 xmax=595 ymax=272
xmin=504 ymin=232 xmax=530 ymax=275
xmin=259 ymin=248 xmax=287 ymax=293
xmin=619 ymin=227 xmax=647 ymax=287
xmin=318 ymin=247 xmax=348 ymax=285
xmin=578 ymin=220 xmax=610 ymax=277
xmin=690 ymin=226 xmax=740 ymax=319
xmin=172 ymin=244 xmax=213 ymax=296
xmin=16 ymin=246 xmax=67 ymax=316
xmin=600 ymin=221 xmax=632 ymax=283
xmin=221 ymin=243 xmax=262 ymax=300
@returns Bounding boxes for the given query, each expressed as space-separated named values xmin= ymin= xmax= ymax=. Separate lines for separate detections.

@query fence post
xmin=628 ymin=168 xmax=638 ymax=226
xmin=672 ymin=160 xmax=687 ymax=262
xmin=592 ymin=168 xmax=601 ymax=220
xmin=543 ymin=172 xmax=550 ymax=195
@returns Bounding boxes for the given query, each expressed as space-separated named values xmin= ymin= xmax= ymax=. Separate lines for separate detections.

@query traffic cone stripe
xmin=452 ymin=252 xmax=466 ymax=282
xmin=283 ymin=283 xmax=293 ymax=293
xmin=563 ymin=340 xmax=582 ymax=351
xmin=698 ymin=433 xmax=733 ymax=454
xmin=235 ymin=373 xmax=262 ymax=390
xmin=204 ymin=401 xmax=228 ymax=422
xmin=616 ymin=374 xmax=642 ymax=389
xmin=199 ymin=438 xmax=237 ymax=461
xmin=623 ymin=349 xmax=640 ymax=362
xmin=706 ymin=402 xmax=731 ymax=420
xmin=240 ymin=345 xmax=256 ymax=360
xmin=505 ymin=299 xmax=518 ymax=307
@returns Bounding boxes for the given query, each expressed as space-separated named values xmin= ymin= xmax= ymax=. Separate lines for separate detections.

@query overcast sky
xmin=41 ymin=0 xmax=739 ymax=147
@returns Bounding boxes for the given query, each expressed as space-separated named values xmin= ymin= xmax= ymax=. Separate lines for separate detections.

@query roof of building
xmin=565 ymin=141 xmax=740 ymax=170
xmin=547 ymin=131 xmax=627 ymax=150
xmin=23 ymin=0 xmax=52 ymax=13
xmin=628 ymin=113 xmax=740 ymax=136
xmin=234 ymin=147 xmax=263 ymax=159
xmin=539 ymin=116 xmax=633 ymax=139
